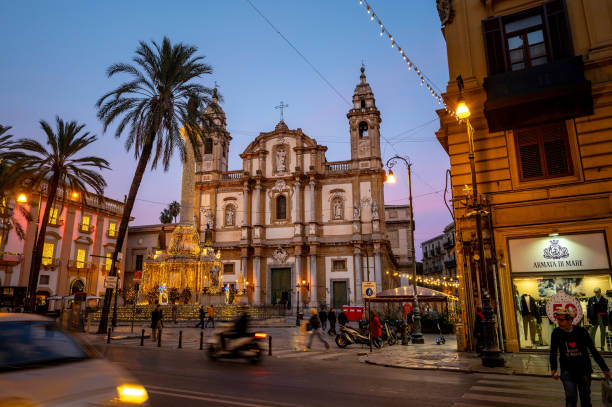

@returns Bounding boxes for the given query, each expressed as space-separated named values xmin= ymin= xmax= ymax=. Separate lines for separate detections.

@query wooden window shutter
xmin=541 ymin=123 xmax=571 ymax=176
xmin=482 ymin=16 xmax=507 ymax=75
xmin=517 ymin=129 xmax=543 ymax=179
xmin=545 ymin=0 xmax=573 ymax=59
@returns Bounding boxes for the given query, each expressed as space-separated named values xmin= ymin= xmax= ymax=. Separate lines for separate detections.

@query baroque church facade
xmin=186 ymin=68 xmax=399 ymax=308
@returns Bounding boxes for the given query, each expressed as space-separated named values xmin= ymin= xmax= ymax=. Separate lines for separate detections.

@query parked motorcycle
xmin=208 ymin=327 xmax=266 ymax=364
xmin=335 ymin=325 xmax=372 ymax=348
xmin=382 ymin=321 xmax=397 ymax=346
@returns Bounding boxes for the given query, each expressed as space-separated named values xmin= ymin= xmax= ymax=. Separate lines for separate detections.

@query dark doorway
xmin=271 ymin=268 xmax=292 ymax=308
xmin=332 ymin=281 xmax=348 ymax=309
xmin=70 ymin=279 xmax=85 ymax=295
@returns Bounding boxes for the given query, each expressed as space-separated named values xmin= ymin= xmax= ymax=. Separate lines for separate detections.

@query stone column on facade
xmin=374 ymin=249 xmax=382 ymax=292
xmin=309 ymin=179 xmax=316 ymax=224
xmin=310 ymin=254 xmax=317 ymax=307
xmin=253 ymin=255 xmax=261 ymax=305
xmin=58 ymin=207 xmax=77 ymax=296
xmin=243 ymin=183 xmax=250 ymax=227
xmin=254 ymin=183 xmax=262 ymax=226
xmin=241 ymin=255 xmax=248 ymax=289
xmin=295 ymin=253 xmax=301 ymax=308
xmin=354 ymin=248 xmax=363 ymax=305
xmin=294 ymin=179 xmax=301 ymax=229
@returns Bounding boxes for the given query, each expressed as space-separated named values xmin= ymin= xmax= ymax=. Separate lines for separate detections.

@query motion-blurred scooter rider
xmin=221 ymin=306 xmax=250 ymax=350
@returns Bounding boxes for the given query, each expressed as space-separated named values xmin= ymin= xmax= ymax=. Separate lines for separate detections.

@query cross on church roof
xmin=275 ymin=101 xmax=289 ymax=122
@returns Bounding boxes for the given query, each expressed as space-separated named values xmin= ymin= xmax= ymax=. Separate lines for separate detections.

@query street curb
xmin=362 ymin=359 xmax=607 ymax=379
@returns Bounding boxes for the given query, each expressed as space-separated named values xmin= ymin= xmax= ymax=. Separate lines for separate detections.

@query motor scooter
xmin=335 ymin=325 xmax=373 ymax=348
xmin=208 ymin=326 xmax=266 ymax=363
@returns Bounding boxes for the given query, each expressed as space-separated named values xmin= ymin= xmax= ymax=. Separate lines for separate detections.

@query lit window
xmin=76 ymin=249 xmax=86 ymax=268
xmin=108 ymin=222 xmax=117 ymax=237
xmin=81 ymin=215 xmax=91 ymax=232
xmin=105 ymin=253 xmax=112 ymax=271
xmin=49 ymin=207 xmax=59 ymax=224
xmin=42 ymin=242 xmax=54 ymax=265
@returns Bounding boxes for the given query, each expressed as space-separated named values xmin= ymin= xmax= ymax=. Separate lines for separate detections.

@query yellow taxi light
xmin=117 ymin=384 xmax=148 ymax=404
xmin=254 ymin=332 xmax=267 ymax=339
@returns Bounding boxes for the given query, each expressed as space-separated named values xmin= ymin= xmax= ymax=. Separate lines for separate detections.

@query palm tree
xmin=0 ymin=125 xmax=32 ymax=241
xmin=13 ymin=117 xmax=110 ymax=311
xmin=95 ymin=37 xmax=218 ymax=333
xmin=168 ymin=201 xmax=180 ymax=223
xmin=159 ymin=208 xmax=172 ymax=224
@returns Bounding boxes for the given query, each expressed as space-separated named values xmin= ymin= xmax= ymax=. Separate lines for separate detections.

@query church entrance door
xmin=332 ymin=281 xmax=348 ymax=309
xmin=271 ymin=268 xmax=292 ymax=308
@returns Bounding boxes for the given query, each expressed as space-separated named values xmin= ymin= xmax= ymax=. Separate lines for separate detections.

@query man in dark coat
xmin=319 ymin=307 xmax=328 ymax=331
xmin=151 ymin=304 xmax=163 ymax=341
xmin=195 ymin=305 xmax=205 ymax=329
xmin=338 ymin=310 xmax=348 ymax=327
xmin=327 ymin=308 xmax=337 ymax=335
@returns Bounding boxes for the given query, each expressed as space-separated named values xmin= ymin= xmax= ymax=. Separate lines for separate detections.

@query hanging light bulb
xmin=367 ymin=5 xmax=370 ymax=13
xmin=391 ymin=41 xmax=395 ymax=48
xmin=380 ymin=28 xmax=384 ymax=36
xmin=371 ymin=13 xmax=375 ymax=21
xmin=360 ymin=0 xmax=363 ymax=4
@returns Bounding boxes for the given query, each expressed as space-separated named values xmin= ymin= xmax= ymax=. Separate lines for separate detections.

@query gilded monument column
xmin=354 ymin=247 xmax=362 ymax=304
xmin=180 ymin=135 xmax=196 ymax=224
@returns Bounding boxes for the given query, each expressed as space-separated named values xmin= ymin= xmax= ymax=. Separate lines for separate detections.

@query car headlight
xmin=116 ymin=384 xmax=148 ymax=404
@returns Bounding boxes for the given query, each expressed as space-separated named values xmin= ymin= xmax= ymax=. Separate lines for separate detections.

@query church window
xmin=276 ymin=195 xmax=287 ymax=220
xmin=42 ymin=242 xmax=55 ymax=265
xmin=360 ymin=99 xmax=366 ymax=108
xmin=204 ymin=137 xmax=213 ymax=154
xmin=332 ymin=259 xmax=347 ymax=271
xmin=224 ymin=204 xmax=236 ymax=227
xmin=359 ymin=122 xmax=369 ymax=138
xmin=223 ymin=263 xmax=235 ymax=274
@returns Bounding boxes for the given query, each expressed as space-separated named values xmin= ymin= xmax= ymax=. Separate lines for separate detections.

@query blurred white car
xmin=0 ymin=313 xmax=148 ymax=406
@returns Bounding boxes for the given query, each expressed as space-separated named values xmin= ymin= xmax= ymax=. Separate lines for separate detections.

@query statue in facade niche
xmin=353 ymin=202 xmax=360 ymax=220
xmin=276 ymin=147 xmax=287 ymax=172
xmin=371 ymin=201 xmax=379 ymax=219
xmin=333 ymin=199 xmax=343 ymax=220
xmin=225 ymin=205 xmax=235 ymax=226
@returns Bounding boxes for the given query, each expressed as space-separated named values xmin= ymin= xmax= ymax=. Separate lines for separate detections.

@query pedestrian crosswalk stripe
xmin=470 ymin=385 xmax=564 ymax=396
xmin=276 ymin=351 xmax=325 ymax=358
xmin=462 ymin=392 xmax=558 ymax=407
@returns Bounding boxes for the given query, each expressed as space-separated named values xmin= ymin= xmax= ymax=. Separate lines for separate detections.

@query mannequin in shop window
xmin=521 ymin=294 xmax=540 ymax=346
xmin=587 ymin=287 xmax=608 ymax=351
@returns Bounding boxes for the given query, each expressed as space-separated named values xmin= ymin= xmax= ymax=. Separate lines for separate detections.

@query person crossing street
xmin=327 ymin=308 xmax=337 ymax=335
xmin=306 ymin=309 xmax=330 ymax=351
xmin=204 ymin=305 xmax=215 ymax=329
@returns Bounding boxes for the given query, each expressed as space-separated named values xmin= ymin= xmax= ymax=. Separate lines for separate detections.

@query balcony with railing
xmin=444 ymin=259 xmax=457 ymax=270
xmin=48 ymin=217 xmax=64 ymax=227
xmin=443 ymin=239 xmax=455 ymax=250
xmin=0 ymin=252 xmax=23 ymax=266
xmin=41 ymin=257 xmax=60 ymax=270
xmin=326 ymin=160 xmax=352 ymax=173
xmin=67 ymin=259 xmax=94 ymax=270
xmin=220 ymin=170 xmax=243 ymax=181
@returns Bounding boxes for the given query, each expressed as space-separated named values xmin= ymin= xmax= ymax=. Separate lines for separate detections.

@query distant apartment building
xmin=384 ymin=205 xmax=414 ymax=286
xmin=421 ymin=222 xmax=456 ymax=280
xmin=0 ymin=185 xmax=127 ymax=305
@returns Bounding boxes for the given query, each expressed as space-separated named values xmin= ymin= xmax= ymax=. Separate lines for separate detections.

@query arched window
xmin=70 ymin=279 xmax=85 ymax=295
xmin=224 ymin=204 xmax=235 ymax=227
xmin=360 ymin=99 xmax=366 ymax=108
xmin=276 ymin=195 xmax=287 ymax=220
xmin=204 ymin=137 xmax=213 ymax=154
xmin=331 ymin=198 xmax=344 ymax=220
xmin=359 ymin=122 xmax=369 ymax=138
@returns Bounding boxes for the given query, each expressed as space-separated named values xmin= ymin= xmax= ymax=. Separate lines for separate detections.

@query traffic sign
xmin=362 ymin=282 xmax=377 ymax=299
xmin=104 ymin=276 xmax=118 ymax=289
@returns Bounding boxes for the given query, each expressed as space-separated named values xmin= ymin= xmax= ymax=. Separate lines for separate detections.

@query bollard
xmin=107 ymin=328 xmax=111 ymax=344
xmin=157 ymin=330 xmax=162 ymax=347
xmin=268 ymin=335 xmax=272 ymax=356
xmin=140 ymin=329 xmax=145 ymax=346
xmin=200 ymin=331 xmax=204 ymax=350
xmin=178 ymin=330 xmax=183 ymax=349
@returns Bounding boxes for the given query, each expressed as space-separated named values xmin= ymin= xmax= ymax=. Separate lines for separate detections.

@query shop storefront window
xmin=513 ymin=274 xmax=612 ymax=350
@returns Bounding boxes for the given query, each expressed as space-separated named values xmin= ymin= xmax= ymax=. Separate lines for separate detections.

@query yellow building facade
xmin=435 ymin=0 xmax=612 ymax=352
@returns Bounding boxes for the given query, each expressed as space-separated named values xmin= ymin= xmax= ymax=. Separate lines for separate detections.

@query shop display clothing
xmin=587 ymin=295 xmax=608 ymax=350
xmin=521 ymin=294 xmax=540 ymax=345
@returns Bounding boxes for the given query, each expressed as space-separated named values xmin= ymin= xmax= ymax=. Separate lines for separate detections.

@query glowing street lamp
xmin=17 ymin=194 xmax=28 ymax=203
xmin=385 ymin=170 xmax=397 ymax=184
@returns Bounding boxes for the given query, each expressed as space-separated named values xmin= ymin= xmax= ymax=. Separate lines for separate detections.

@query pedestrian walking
xmin=204 ymin=305 xmax=215 ymax=328
xmin=370 ymin=311 xmax=383 ymax=348
xmin=319 ymin=306 xmax=328 ymax=331
xmin=306 ymin=309 xmax=330 ymax=351
xmin=195 ymin=305 xmax=205 ymax=328
xmin=474 ymin=307 xmax=485 ymax=355
xmin=338 ymin=309 xmax=348 ymax=327
xmin=328 ymin=308 xmax=337 ymax=335
xmin=151 ymin=304 xmax=163 ymax=341
xmin=171 ymin=304 xmax=178 ymax=324
xmin=550 ymin=308 xmax=610 ymax=407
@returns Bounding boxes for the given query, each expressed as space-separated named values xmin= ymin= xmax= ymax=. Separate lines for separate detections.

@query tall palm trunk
xmin=97 ymin=137 xmax=154 ymax=333
xmin=27 ymin=172 xmax=60 ymax=311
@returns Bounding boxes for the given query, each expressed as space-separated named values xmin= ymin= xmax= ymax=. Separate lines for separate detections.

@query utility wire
xmin=245 ymin=0 xmax=351 ymax=106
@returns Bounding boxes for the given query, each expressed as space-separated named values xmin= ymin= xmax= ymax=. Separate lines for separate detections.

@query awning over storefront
xmin=370 ymin=285 xmax=452 ymax=303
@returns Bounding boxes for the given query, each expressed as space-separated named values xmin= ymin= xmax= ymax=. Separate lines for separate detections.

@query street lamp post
xmin=455 ymin=76 xmax=504 ymax=367
xmin=385 ymin=156 xmax=424 ymax=344
xmin=295 ymin=283 xmax=301 ymax=326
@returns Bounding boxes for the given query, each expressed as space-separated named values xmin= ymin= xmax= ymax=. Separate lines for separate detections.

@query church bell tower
xmin=347 ymin=67 xmax=382 ymax=169
xmin=198 ymin=88 xmax=232 ymax=175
